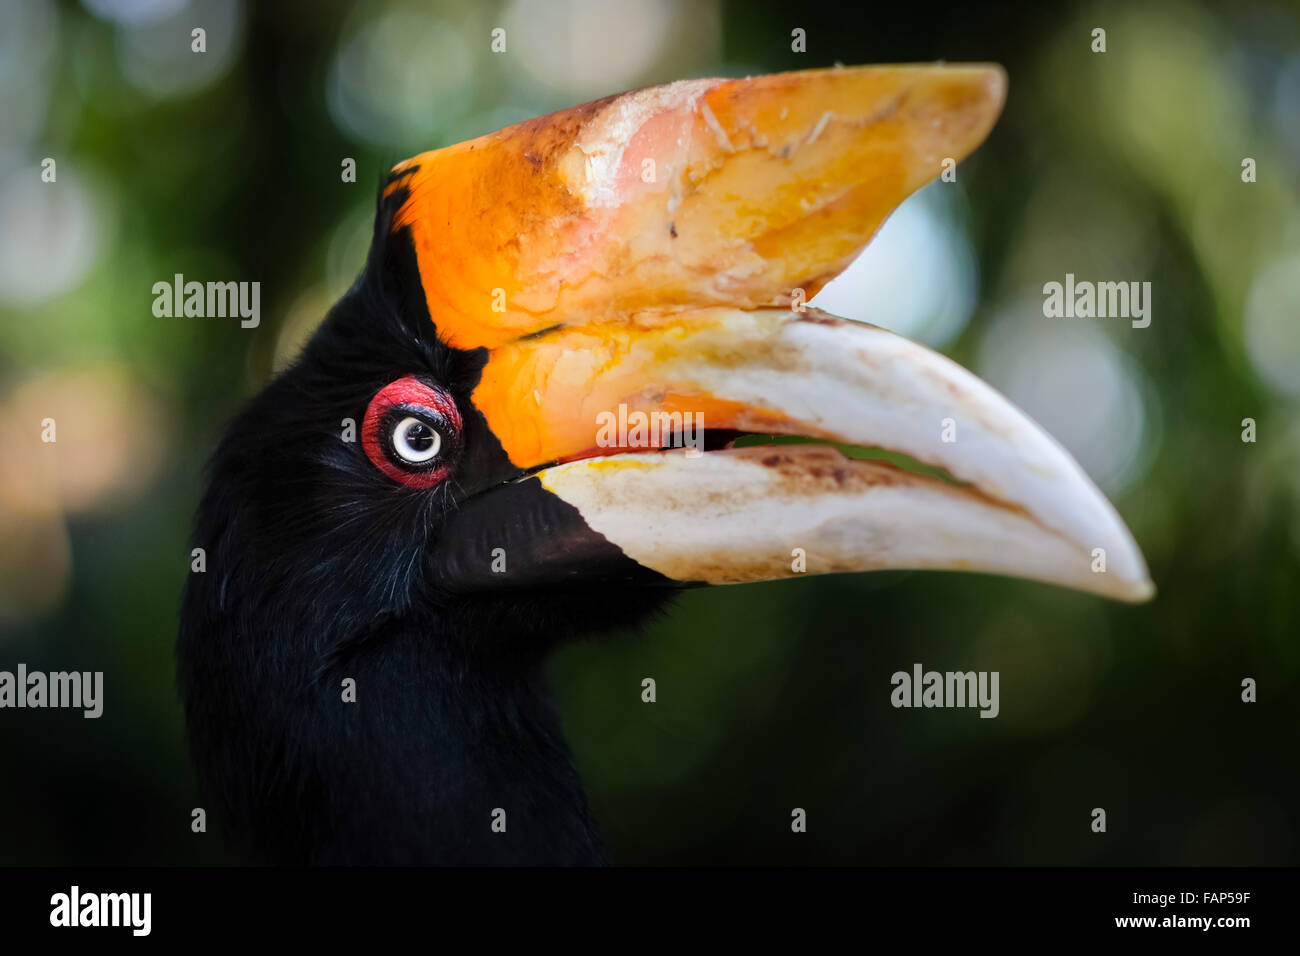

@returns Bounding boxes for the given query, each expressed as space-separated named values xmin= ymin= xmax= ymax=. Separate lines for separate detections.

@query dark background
xmin=0 ymin=0 xmax=1297 ymax=864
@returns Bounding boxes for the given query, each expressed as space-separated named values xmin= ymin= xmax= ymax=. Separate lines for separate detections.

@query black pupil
xmin=402 ymin=420 xmax=435 ymax=454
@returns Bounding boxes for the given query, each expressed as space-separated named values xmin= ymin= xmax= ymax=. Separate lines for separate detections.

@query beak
xmin=394 ymin=65 xmax=1154 ymax=603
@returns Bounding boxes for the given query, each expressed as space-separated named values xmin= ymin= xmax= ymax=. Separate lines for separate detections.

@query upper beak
xmin=393 ymin=65 xmax=1154 ymax=603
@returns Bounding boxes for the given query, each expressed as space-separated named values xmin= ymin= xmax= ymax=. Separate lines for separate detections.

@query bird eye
xmin=390 ymin=416 xmax=442 ymax=464
xmin=362 ymin=377 xmax=462 ymax=488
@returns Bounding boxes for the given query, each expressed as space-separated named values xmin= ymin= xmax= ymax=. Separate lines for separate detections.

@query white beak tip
xmin=1102 ymin=571 xmax=1157 ymax=604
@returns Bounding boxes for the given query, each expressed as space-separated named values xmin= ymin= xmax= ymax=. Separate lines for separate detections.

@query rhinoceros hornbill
xmin=177 ymin=65 xmax=1152 ymax=865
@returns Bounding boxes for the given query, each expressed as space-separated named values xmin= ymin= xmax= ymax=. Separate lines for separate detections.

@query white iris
xmin=390 ymin=416 xmax=441 ymax=464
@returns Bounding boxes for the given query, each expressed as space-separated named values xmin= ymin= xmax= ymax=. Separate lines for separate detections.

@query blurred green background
xmin=1 ymin=0 xmax=1297 ymax=865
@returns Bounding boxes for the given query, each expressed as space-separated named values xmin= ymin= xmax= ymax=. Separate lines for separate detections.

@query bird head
xmin=179 ymin=64 xmax=1152 ymax=864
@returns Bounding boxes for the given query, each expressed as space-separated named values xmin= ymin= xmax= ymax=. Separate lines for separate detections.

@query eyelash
xmin=361 ymin=377 xmax=462 ymax=488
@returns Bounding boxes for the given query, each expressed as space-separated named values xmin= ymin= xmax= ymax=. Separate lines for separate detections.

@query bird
xmin=177 ymin=64 xmax=1153 ymax=866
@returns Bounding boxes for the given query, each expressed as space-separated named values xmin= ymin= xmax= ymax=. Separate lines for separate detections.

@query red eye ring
xmin=362 ymin=377 xmax=461 ymax=488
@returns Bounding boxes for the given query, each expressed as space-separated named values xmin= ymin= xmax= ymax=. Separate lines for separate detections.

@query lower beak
xmin=434 ymin=307 xmax=1152 ymax=602
xmin=396 ymin=64 xmax=1153 ymax=603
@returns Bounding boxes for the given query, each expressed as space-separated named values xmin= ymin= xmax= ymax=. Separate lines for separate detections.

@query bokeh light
xmin=0 ymin=362 xmax=170 ymax=625
xmin=976 ymin=300 xmax=1154 ymax=496
xmin=0 ymin=164 xmax=110 ymax=306
xmin=82 ymin=0 xmax=188 ymax=27
xmin=0 ymin=0 xmax=59 ymax=154
xmin=1243 ymin=251 xmax=1300 ymax=397
xmin=328 ymin=8 xmax=475 ymax=150
xmin=112 ymin=0 xmax=244 ymax=99
xmin=811 ymin=182 xmax=978 ymax=348
xmin=504 ymin=0 xmax=679 ymax=99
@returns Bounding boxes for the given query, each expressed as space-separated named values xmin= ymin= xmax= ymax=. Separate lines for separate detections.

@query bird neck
xmin=184 ymin=614 xmax=608 ymax=866
xmin=307 ymin=624 xmax=608 ymax=865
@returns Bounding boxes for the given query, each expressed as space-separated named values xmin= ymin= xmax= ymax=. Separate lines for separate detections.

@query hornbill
xmin=178 ymin=65 xmax=1153 ymax=865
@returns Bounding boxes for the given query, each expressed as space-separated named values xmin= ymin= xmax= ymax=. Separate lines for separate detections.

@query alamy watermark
xmin=1042 ymin=273 xmax=1151 ymax=328
xmin=152 ymin=273 xmax=260 ymax=328
xmin=595 ymin=403 xmax=704 ymax=457
xmin=0 ymin=664 xmax=103 ymax=718
xmin=50 ymin=886 xmax=150 ymax=936
xmin=890 ymin=662 xmax=999 ymax=718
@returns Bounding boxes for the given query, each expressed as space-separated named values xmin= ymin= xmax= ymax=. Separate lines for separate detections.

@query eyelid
xmin=371 ymin=378 xmax=462 ymax=433
xmin=362 ymin=377 xmax=461 ymax=487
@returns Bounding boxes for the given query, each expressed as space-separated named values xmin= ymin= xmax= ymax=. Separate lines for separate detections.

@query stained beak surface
xmin=395 ymin=65 xmax=1154 ymax=603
